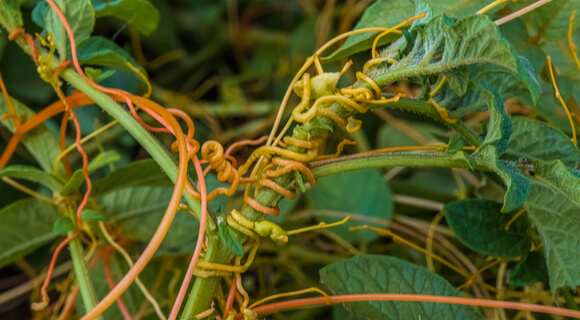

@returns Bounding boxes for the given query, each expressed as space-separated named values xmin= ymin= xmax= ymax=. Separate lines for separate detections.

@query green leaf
xmin=0 ymin=199 xmax=59 ymax=268
xmin=53 ymin=216 xmax=75 ymax=235
xmin=444 ymin=199 xmax=531 ymax=258
xmin=515 ymin=0 xmax=580 ymax=41
xmin=61 ymin=150 xmax=121 ymax=195
xmin=31 ymin=1 xmax=48 ymax=28
xmin=294 ymin=170 xmax=306 ymax=193
xmin=446 ymin=135 xmax=465 ymax=153
xmin=508 ymin=251 xmax=549 ymax=287
xmin=77 ymin=36 xmax=146 ymax=78
xmin=523 ymin=160 xmax=580 ymax=294
xmin=476 ymin=147 xmax=530 ymax=212
xmin=322 ymin=0 xmax=421 ymax=61
xmin=478 ymin=84 xmax=512 ymax=156
xmin=44 ymin=0 xmax=95 ymax=60
xmin=92 ymin=0 xmax=160 ymax=35
xmin=372 ymin=14 xmax=540 ymax=113
xmin=0 ymin=165 xmax=64 ymax=192
xmin=81 ymin=209 xmax=106 ymax=222
xmin=320 ymin=255 xmax=485 ymax=320
xmin=218 ymin=220 xmax=244 ymax=257
xmin=505 ymin=117 xmax=580 ymax=167
xmin=0 ymin=95 xmax=63 ymax=174
xmin=84 ymin=67 xmax=116 ymax=83
xmin=323 ymin=0 xmax=495 ymax=61
xmin=307 ymin=169 xmax=393 ymax=243
xmin=91 ymin=159 xmax=173 ymax=197
xmin=0 ymin=0 xmax=23 ymax=31
xmin=101 ymin=186 xmax=199 ymax=256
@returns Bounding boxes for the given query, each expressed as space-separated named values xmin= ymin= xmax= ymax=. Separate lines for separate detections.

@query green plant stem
xmin=65 ymin=208 xmax=102 ymax=319
xmin=8 ymin=34 xmax=212 ymax=228
xmin=59 ymin=69 xmax=215 ymax=229
xmin=561 ymin=287 xmax=580 ymax=311
xmin=182 ymin=73 xmax=483 ymax=317
xmin=181 ymin=235 xmax=231 ymax=318
xmin=310 ymin=151 xmax=482 ymax=178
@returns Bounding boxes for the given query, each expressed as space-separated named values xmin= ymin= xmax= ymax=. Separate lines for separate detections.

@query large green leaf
xmin=323 ymin=0 xmax=495 ymax=61
xmin=77 ymin=36 xmax=146 ymax=77
xmin=505 ymin=117 xmax=580 ymax=167
xmin=0 ymin=165 xmax=63 ymax=192
xmin=371 ymin=14 xmax=540 ymax=114
xmin=435 ymin=60 xmax=539 ymax=118
xmin=523 ymin=160 xmax=580 ymax=294
xmin=0 ymin=95 xmax=63 ymax=174
xmin=444 ymin=199 xmax=531 ymax=258
xmin=320 ymin=255 xmax=485 ymax=320
xmin=60 ymin=150 xmax=121 ymax=195
xmin=307 ymin=169 xmax=393 ymax=243
xmin=0 ymin=0 xmax=22 ymax=31
xmin=91 ymin=0 xmax=160 ymax=35
xmin=0 ymin=198 xmax=59 ymax=268
xmin=91 ymin=158 xmax=173 ymax=197
xmin=44 ymin=0 xmax=95 ymax=60
xmin=101 ymin=186 xmax=199 ymax=256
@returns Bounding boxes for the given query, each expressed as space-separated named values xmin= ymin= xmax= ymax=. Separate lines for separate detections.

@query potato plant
xmin=0 ymin=0 xmax=580 ymax=319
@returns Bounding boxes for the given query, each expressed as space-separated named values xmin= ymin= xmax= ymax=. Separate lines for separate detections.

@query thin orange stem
xmin=32 ymin=233 xmax=77 ymax=310
xmin=58 ymin=112 xmax=73 ymax=178
xmin=103 ymin=254 xmax=133 ymax=320
xmin=168 ymin=154 xmax=208 ymax=320
xmin=252 ymin=294 xmax=580 ymax=318
xmin=223 ymin=276 xmax=237 ymax=318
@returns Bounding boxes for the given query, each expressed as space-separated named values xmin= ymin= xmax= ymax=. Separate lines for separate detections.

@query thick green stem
xmin=65 ymin=208 xmax=102 ymax=319
xmin=180 ymin=235 xmax=232 ymax=319
xmin=310 ymin=151 xmax=483 ymax=178
xmin=59 ymin=69 xmax=214 ymax=229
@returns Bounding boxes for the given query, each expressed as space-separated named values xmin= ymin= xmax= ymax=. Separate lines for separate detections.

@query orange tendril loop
xmin=314 ymin=139 xmax=357 ymax=160
xmin=266 ymin=158 xmax=317 ymax=186
xmin=346 ymin=116 xmax=362 ymax=133
xmin=244 ymin=196 xmax=280 ymax=216
xmin=201 ymin=141 xmax=240 ymax=200
xmin=238 ymin=147 xmax=318 ymax=176
xmin=257 ymin=179 xmax=297 ymax=200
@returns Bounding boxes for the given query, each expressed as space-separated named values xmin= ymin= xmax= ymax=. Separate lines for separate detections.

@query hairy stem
xmin=310 ymin=151 xmax=482 ymax=178
xmin=59 ymin=69 xmax=210 ymax=228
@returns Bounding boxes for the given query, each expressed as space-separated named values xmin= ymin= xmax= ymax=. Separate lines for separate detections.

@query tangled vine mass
xmin=1 ymin=0 xmax=580 ymax=320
